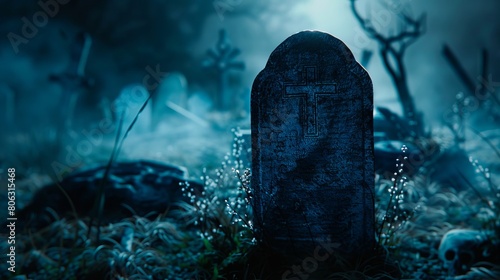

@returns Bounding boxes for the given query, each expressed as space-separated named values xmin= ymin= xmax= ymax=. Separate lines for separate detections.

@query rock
xmin=429 ymin=147 xmax=477 ymax=191
xmin=17 ymin=160 xmax=202 ymax=229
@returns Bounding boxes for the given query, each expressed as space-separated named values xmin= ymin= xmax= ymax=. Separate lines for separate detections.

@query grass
xmin=2 ymin=102 xmax=500 ymax=279
xmin=383 ymin=132 xmax=500 ymax=279
xmin=2 ymin=136 xmax=499 ymax=279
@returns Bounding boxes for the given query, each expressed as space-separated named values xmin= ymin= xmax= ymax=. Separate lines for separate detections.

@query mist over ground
xmin=1 ymin=1 xmax=500 ymax=279
xmin=0 ymin=0 xmax=497 ymax=179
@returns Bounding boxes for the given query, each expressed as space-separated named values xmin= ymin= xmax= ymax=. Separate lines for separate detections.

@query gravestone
xmin=187 ymin=90 xmax=213 ymax=120
xmin=113 ymin=84 xmax=152 ymax=134
xmin=187 ymin=90 xmax=214 ymax=127
xmin=154 ymin=73 xmax=188 ymax=128
xmin=251 ymin=31 xmax=374 ymax=256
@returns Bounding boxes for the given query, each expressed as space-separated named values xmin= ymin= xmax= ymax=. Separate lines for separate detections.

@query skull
xmin=438 ymin=229 xmax=489 ymax=276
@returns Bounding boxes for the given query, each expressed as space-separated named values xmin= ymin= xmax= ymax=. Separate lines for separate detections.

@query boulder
xmin=17 ymin=160 xmax=202 ymax=229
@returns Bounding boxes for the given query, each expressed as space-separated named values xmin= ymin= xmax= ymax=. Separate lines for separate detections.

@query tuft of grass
xmin=88 ymin=92 xmax=153 ymax=242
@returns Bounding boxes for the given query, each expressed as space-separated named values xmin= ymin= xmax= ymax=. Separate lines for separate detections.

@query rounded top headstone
xmin=266 ymin=30 xmax=358 ymax=70
xmin=251 ymin=30 xmax=374 ymax=257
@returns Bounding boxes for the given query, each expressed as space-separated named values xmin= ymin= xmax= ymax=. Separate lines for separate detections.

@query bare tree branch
xmin=350 ymin=0 xmax=426 ymax=136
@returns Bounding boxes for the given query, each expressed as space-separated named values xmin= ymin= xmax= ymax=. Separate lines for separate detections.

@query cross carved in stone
xmin=284 ymin=66 xmax=336 ymax=137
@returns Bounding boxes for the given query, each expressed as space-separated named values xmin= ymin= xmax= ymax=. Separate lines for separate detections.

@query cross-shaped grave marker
xmin=284 ymin=66 xmax=336 ymax=137
xmin=203 ymin=29 xmax=245 ymax=111
xmin=49 ymin=32 xmax=93 ymax=130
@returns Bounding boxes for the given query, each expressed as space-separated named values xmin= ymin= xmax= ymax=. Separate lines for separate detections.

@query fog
xmin=0 ymin=0 xmax=499 ymax=173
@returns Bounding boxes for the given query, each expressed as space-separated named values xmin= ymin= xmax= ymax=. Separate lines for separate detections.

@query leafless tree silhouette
xmin=350 ymin=0 xmax=426 ymax=136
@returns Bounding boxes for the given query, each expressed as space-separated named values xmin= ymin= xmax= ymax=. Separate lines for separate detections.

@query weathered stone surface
xmin=251 ymin=31 xmax=374 ymax=255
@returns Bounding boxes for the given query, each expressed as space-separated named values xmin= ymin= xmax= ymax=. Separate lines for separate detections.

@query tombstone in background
xmin=187 ymin=90 xmax=213 ymax=120
xmin=251 ymin=31 xmax=374 ymax=256
xmin=153 ymin=73 xmax=188 ymax=128
xmin=113 ymin=84 xmax=152 ymax=134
